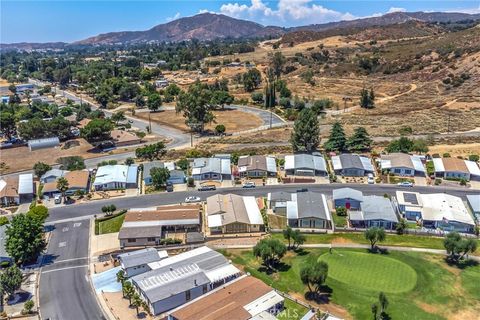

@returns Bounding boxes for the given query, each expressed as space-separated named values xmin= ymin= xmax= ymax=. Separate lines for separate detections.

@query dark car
xmin=198 ymin=185 xmax=216 ymax=191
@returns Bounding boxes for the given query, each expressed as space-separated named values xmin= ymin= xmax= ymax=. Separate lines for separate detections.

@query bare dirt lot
xmin=136 ymin=108 xmax=263 ymax=133
xmin=0 ymin=138 xmax=147 ymax=174
xmin=427 ymin=143 xmax=480 ymax=158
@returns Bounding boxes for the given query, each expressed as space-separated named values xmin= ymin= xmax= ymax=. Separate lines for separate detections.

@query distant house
xmin=118 ymin=248 xmax=168 ymax=277
xmin=167 ymin=170 xmax=187 ymax=185
xmin=267 ymin=191 xmax=292 ymax=216
xmin=155 ymin=79 xmax=169 ymax=88
xmin=466 ymin=195 xmax=480 ymax=221
xmin=40 ymin=169 xmax=68 ymax=184
xmin=142 ymin=161 xmax=176 ymax=186
xmin=28 ymin=137 xmax=60 ymax=151
xmin=287 ymin=191 xmax=332 ymax=229
xmin=349 ymin=195 xmax=398 ymax=230
xmin=111 ymin=129 xmax=141 ymax=147
xmin=118 ymin=204 xmax=201 ymax=248
xmin=191 ymin=157 xmax=231 ymax=181
xmin=332 ymin=154 xmax=374 ymax=177
xmin=166 ymin=275 xmax=284 ymax=320
xmin=93 ymin=165 xmax=138 ymax=190
xmin=237 ymin=155 xmax=276 ymax=178
xmin=42 ymin=170 xmax=90 ymax=197
xmin=433 ymin=157 xmax=480 ymax=181
xmin=379 ymin=153 xmax=426 ymax=177
xmin=284 ymin=153 xmax=328 ymax=176
xmin=206 ymin=194 xmax=264 ymax=234
xmin=333 ymin=187 xmax=364 ymax=210
xmin=130 ymin=246 xmax=241 ymax=315
xmin=419 ymin=194 xmax=475 ymax=233
xmin=0 ymin=176 xmax=20 ymax=206
xmin=396 ymin=191 xmax=423 ymax=221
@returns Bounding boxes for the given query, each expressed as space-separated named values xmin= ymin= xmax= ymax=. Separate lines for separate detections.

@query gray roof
xmin=334 ymin=154 xmax=373 ymax=171
xmin=466 ymin=195 xmax=480 ymax=213
xmin=118 ymin=226 xmax=162 ymax=240
xmin=192 ymin=157 xmax=231 ymax=175
xmin=142 ymin=161 xmax=165 ymax=180
xmin=333 ymin=188 xmax=364 ymax=202
xmin=296 ymin=192 xmax=330 ymax=220
xmin=41 ymin=169 xmax=67 ymax=181
xmin=269 ymin=191 xmax=292 ymax=202
xmin=286 ymin=154 xmax=327 ymax=172
xmin=28 ymin=136 xmax=60 ymax=148
xmin=118 ymin=248 xmax=163 ymax=269
xmin=360 ymin=196 xmax=398 ymax=222
xmin=131 ymin=248 xmax=230 ymax=303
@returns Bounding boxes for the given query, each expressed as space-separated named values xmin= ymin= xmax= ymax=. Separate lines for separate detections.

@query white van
xmin=54 ymin=194 xmax=62 ymax=204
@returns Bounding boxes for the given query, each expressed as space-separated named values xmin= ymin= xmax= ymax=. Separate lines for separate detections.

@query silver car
xmin=185 ymin=196 xmax=201 ymax=203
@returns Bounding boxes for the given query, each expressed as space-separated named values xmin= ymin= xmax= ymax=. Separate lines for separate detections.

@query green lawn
xmin=271 ymin=232 xmax=480 ymax=250
xmin=96 ymin=212 xmax=125 ymax=235
xmin=276 ymin=298 xmax=309 ymax=320
xmin=332 ymin=213 xmax=347 ymax=227
xmin=223 ymin=248 xmax=480 ymax=320
xmin=319 ymin=251 xmax=417 ymax=293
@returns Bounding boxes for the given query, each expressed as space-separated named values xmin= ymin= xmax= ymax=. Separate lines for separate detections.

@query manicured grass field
xmin=271 ymin=232 xmax=480 ymax=251
xmin=223 ymin=248 xmax=480 ymax=319
xmin=318 ymin=251 xmax=417 ymax=293
xmin=96 ymin=212 xmax=125 ymax=235
xmin=276 ymin=298 xmax=309 ymax=320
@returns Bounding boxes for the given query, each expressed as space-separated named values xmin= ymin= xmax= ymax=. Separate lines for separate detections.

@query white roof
xmin=412 ymin=156 xmax=426 ymax=172
xmin=207 ymin=214 xmax=223 ymax=228
xmin=204 ymin=263 xmax=241 ymax=283
xmin=244 ymin=290 xmax=284 ymax=318
xmin=243 ymin=196 xmax=264 ymax=225
xmin=420 ymin=194 xmax=475 ymax=225
xmin=285 ymin=154 xmax=327 ymax=172
xmin=123 ymin=219 xmax=200 ymax=228
xmin=18 ymin=173 xmax=33 ymax=194
xmin=147 ymin=246 xmax=213 ymax=270
xmin=466 ymin=195 xmax=480 ymax=212
xmin=331 ymin=156 xmax=342 ymax=170
xmin=93 ymin=165 xmax=137 ymax=185
xmin=465 ymin=160 xmax=480 ymax=176
xmin=360 ymin=156 xmax=374 ymax=172
xmin=285 ymin=155 xmax=295 ymax=170
xmin=432 ymin=158 xmax=445 ymax=172
xmin=286 ymin=193 xmax=298 ymax=219
xmin=266 ymin=157 xmax=277 ymax=173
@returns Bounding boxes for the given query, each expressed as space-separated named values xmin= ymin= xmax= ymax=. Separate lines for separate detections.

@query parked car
xmin=367 ymin=173 xmax=375 ymax=184
xmin=54 ymin=194 xmax=62 ymax=204
xmin=185 ymin=196 xmax=201 ymax=203
xmin=166 ymin=182 xmax=173 ymax=192
xmin=198 ymin=185 xmax=216 ymax=191
xmin=397 ymin=181 xmax=414 ymax=187
xmin=297 ymin=188 xmax=308 ymax=192
xmin=242 ymin=181 xmax=256 ymax=188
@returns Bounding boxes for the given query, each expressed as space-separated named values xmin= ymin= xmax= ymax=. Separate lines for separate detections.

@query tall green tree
xmin=283 ymin=226 xmax=294 ymax=249
xmin=386 ymin=137 xmax=414 ymax=153
xmin=0 ymin=111 xmax=16 ymax=140
xmin=26 ymin=205 xmax=49 ymax=223
xmin=270 ymin=51 xmax=286 ymax=79
xmin=300 ymin=260 xmax=329 ymax=295
xmin=292 ymin=230 xmax=306 ymax=249
xmin=290 ymin=108 xmax=320 ymax=152
xmin=210 ymin=90 xmax=234 ymax=110
xmin=242 ymin=68 xmax=262 ymax=92
xmin=444 ymin=232 xmax=478 ymax=262
xmin=111 ymin=111 xmax=126 ymax=125
xmin=81 ymin=118 xmax=113 ymax=143
xmin=0 ymin=265 xmax=23 ymax=299
xmin=347 ymin=127 xmax=372 ymax=152
xmin=147 ymin=93 xmax=162 ymax=111
xmin=56 ymin=177 xmax=69 ymax=201
xmin=135 ymin=142 xmax=166 ymax=161
xmin=5 ymin=214 xmax=46 ymax=265
xmin=132 ymin=293 xmax=143 ymax=316
xmin=360 ymin=88 xmax=375 ymax=109
xmin=253 ymin=238 xmax=287 ymax=271
xmin=150 ymin=167 xmax=170 ymax=189
xmin=33 ymin=162 xmax=52 ymax=178
xmin=176 ymin=82 xmax=215 ymax=132
xmin=324 ymin=122 xmax=346 ymax=152
xmin=364 ymin=227 xmax=386 ymax=251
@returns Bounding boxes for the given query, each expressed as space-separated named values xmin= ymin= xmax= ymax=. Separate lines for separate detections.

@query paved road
xmin=47 ymin=183 xmax=479 ymax=224
xmin=39 ymin=219 xmax=105 ymax=320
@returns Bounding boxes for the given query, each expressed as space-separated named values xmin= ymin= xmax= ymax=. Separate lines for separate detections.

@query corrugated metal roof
xmin=118 ymin=248 xmax=167 ymax=269
xmin=93 ymin=165 xmax=138 ymax=185
xmin=285 ymin=154 xmax=327 ymax=172
xmin=465 ymin=160 xmax=480 ymax=176
xmin=18 ymin=173 xmax=33 ymax=194
xmin=332 ymin=188 xmax=363 ymax=201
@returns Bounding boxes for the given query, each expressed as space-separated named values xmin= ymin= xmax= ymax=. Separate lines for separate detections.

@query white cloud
xmin=217 ymin=0 xmax=355 ymax=26
xmin=166 ymin=12 xmax=181 ymax=22
xmin=450 ymin=5 xmax=480 ymax=14
xmin=387 ymin=7 xmax=407 ymax=14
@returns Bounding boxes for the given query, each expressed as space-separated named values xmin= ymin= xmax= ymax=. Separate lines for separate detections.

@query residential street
xmin=39 ymin=220 xmax=105 ymax=320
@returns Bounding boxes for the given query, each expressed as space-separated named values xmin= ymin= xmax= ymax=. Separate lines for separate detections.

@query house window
xmin=127 ymin=238 xmax=136 ymax=243
xmin=147 ymin=237 xmax=155 ymax=242
xmin=185 ymin=290 xmax=191 ymax=301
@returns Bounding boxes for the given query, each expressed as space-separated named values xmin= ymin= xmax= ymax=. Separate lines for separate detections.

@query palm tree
xmin=123 ymin=282 xmax=135 ymax=305
xmin=56 ymin=177 xmax=69 ymax=202
xmin=283 ymin=226 xmax=294 ymax=249
xmin=116 ymin=270 xmax=126 ymax=297
xmin=132 ymin=293 xmax=143 ymax=315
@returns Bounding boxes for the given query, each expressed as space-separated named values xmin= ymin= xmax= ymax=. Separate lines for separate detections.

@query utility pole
xmin=148 ymin=112 xmax=152 ymax=133
xmin=447 ymin=113 xmax=451 ymax=133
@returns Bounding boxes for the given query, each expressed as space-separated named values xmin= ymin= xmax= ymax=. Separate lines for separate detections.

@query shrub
xmin=442 ymin=153 xmax=451 ymax=158
xmin=468 ymin=154 xmax=479 ymax=162
xmin=336 ymin=207 xmax=347 ymax=216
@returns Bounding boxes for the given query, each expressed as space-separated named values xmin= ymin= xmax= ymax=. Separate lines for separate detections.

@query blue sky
xmin=1 ymin=1 xmax=480 ymax=43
